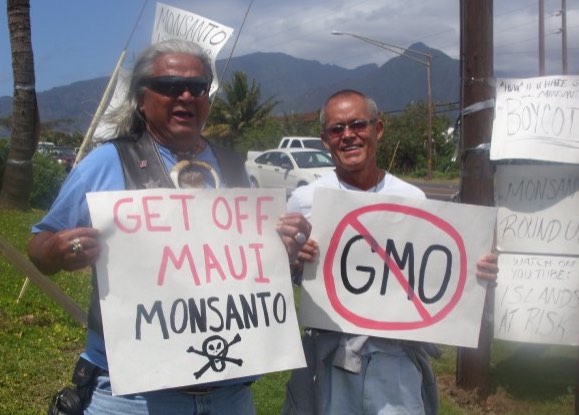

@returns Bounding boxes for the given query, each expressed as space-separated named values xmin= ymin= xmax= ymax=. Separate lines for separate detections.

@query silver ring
xmin=294 ymin=232 xmax=307 ymax=245
xmin=70 ymin=237 xmax=83 ymax=255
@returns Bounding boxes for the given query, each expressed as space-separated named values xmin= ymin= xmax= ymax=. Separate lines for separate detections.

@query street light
xmin=331 ymin=30 xmax=433 ymax=180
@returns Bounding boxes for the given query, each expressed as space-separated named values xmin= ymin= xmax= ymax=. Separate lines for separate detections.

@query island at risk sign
xmin=87 ymin=188 xmax=305 ymax=396
xmin=494 ymin=253 xmax=578 ymax=346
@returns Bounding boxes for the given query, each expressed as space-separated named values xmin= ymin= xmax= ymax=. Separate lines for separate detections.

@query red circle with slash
xmin=324 ymin=203 xmax=467 ymax=330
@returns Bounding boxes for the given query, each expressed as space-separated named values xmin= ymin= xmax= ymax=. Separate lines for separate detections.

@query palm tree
xmin=207 ymin=71 xmax=278 ymax=143
xmin=0 ymin=0 xmax=38 ymax=210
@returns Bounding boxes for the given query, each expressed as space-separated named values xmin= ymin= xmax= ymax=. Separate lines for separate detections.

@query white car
xmin=245 ymin=148 xmax=334 ymax=195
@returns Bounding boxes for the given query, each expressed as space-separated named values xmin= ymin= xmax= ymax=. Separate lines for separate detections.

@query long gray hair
xmin=104 ymin=39 xmax=213 ymax=138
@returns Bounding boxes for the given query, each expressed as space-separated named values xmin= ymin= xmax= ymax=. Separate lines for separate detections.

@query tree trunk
xmin=0 ymin=0 xmax=38 ymax=210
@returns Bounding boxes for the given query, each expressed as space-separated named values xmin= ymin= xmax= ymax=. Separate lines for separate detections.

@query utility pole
xmin=456 ymin=0 xmax=494 ymax=401
xmin=426 ymin=53 xmax=433 ymax=180
xmin=539 ymin=0 xmax=545 ymax=75
xmin=561 ymin=0 xmax=568 ymax=74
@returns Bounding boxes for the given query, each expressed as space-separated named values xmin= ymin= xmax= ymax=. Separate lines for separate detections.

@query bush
xmin=30 ymin=153 xmax=67 ymax=209
xmin=0 ymin=141 xmax=67 ymax=210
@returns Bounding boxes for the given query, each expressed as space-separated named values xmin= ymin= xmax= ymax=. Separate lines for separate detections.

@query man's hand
xmin=28 ymin=228 xmax=101 ymax=275
xmin=476 ymin=253 xmax=499 ymax=285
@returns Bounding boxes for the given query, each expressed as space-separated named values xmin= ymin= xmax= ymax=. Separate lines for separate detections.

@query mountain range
xmin=0 ymin=42 xmax=459 ymax=134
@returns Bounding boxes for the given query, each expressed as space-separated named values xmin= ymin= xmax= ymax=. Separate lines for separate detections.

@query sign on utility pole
xmin=456 ymin=0 xmax=494 ymax=400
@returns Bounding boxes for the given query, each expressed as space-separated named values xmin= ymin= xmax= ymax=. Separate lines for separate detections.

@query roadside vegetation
xmin=0 ymin=140 xmax=68 ymax=210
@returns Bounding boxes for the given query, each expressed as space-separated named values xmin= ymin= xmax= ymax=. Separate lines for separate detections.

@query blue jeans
xmin=282 ymin=331 xmax=428 ymax=415
xmin=86 ymin=375 xmax=256 ymax=415
xmin=324 ymin=350 xmax=425 ymax=415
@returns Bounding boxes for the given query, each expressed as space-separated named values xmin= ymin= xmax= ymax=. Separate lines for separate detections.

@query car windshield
xmin=302 ymin=139 xmax=326 ymax=151
xmin=292 ymin=151 xmax=334 ymax=168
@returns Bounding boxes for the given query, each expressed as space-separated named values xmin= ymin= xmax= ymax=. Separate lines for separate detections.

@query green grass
xmin=0 ymin=209 xmax=576 ymax=414
xmin=0 ymin=209 xmax=88 ymax=414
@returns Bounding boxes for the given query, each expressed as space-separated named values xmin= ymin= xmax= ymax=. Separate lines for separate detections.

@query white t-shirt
xmin=287 ymin=170 xmax=426 ymax=218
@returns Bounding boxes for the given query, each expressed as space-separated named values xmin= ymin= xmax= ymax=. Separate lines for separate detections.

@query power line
xmin=495 ymin=46 xmax=579 ymax=56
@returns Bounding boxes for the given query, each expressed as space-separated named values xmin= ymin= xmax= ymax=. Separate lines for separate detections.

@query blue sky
xmin=0 ymin=0 xmax=577 ymax=97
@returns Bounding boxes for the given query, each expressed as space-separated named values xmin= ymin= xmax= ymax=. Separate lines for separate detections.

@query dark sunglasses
xmin=140 ymin=76 xmax=209 ymax=98
xmin=325 ymin=119 xmax=376 ymax=138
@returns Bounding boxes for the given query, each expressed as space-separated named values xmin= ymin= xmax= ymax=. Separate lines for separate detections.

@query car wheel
xmin=250 ymin=177 xmax=259 ymax=188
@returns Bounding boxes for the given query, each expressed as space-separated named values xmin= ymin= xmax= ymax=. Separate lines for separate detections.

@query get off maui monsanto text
xmin=87 ymin=188 xmax=305 ymax=396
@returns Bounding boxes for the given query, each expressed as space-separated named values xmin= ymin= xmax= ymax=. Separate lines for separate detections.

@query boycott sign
xmin=494 ymin=254 xmax=579 ymax=346
xmin=490 ymin=76 xmax=579 ymax=164
xmin=299 ymin=188 xmax=496 ymax=347
xmin=87 ymin=188 xmax=305 ymax=396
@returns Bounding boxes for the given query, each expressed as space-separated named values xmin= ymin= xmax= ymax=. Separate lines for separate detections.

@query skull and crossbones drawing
xmin=187 ymin=334 xmax=243 ymax=379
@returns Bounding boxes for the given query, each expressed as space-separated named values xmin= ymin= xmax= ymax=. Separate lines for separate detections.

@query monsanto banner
xmin=87 ymin=188 xmax=305 ymax=395
xmin=152 ymin=2 xmax=233 ymax=96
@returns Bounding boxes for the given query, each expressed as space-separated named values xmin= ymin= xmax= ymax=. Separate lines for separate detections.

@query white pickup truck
xmin=278 ymin=136 xmax=325 ymax=151
xmin=247 ymin=136 xmax=326 ymax=161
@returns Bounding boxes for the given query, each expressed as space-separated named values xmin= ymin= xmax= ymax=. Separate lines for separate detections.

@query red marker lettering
xmin=113 ymin=197 xmax=140 ymax=233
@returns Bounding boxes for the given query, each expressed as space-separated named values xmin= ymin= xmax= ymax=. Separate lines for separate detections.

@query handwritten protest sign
xmin=298 ymin=188 xmax=496 ymax=347
xmin=494 ymin=253 xmax=579 ymax=346
xmin=87 ymin=188 xmax=304 ymax=396
xmin=495 ymin=164 xmax=579 ymax=255
xmin=490 ymin=76 xmax=579 ymax=164
xmin=152 ymin=2 xmax=233 ymax=96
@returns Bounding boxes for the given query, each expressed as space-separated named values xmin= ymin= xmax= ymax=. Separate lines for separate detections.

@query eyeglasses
xmin=325 ymin=119 xmax=376 ymax=138
xmin=140 ymin=76 xmax=209 ymax=98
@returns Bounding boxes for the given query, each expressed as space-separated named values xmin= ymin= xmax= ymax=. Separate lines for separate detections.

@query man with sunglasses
xmin=28 ymin=39 xmax=310 ymax=415
xmin=282 ymin=89 xmax=498 ymax=415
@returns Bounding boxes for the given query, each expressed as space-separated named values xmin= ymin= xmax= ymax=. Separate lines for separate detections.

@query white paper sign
xmin=494 ymin=253 xmax=579 ymax=346
xmin=495 ymin=163 xmax=579 ymax=255
xmin=87 ymin=188 xmax=305 ymax=396
xmin=490 ymin=76 xmax=579 ymax=164
xmin=152 ymin=2 xmax=233 ymax=96
xmin=298 ymin=188 xmax=497 ymax=348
